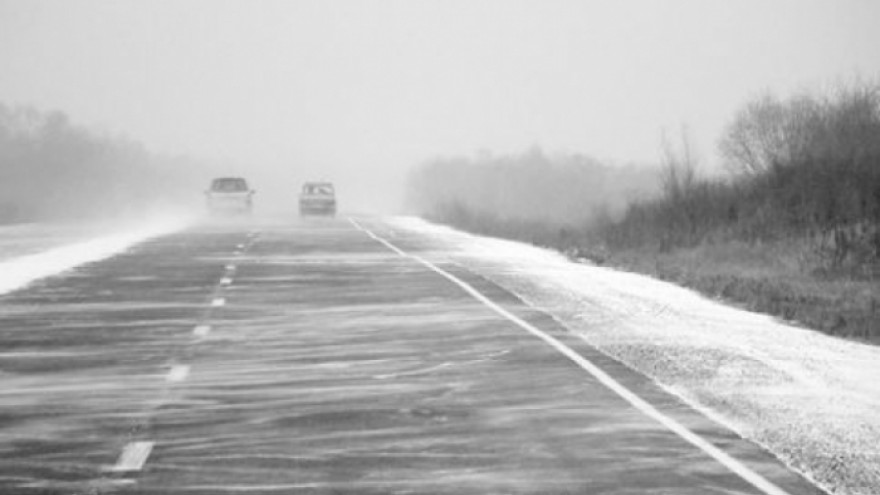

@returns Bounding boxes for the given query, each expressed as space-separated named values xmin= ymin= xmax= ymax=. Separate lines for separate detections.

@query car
xmin=299 ymin=182 xmax=336 ymax=217
xmin=206 ymin=177 xmax=254 ymax=215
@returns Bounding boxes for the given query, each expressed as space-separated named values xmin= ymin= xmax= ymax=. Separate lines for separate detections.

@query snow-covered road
xmin=0 ymin=216 xmax=826 ymax=495
xmin=0 ymin=215 xmax=871 ymax=494
xmin=386 ymin=217 xmax=880 ymax=495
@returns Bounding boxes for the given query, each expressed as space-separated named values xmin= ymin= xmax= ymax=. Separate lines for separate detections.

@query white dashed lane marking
xmin=110 ymin=238 xmax=249 ymax=479
xmin=110 ymin=441 xmax=154 ymax=473
xmin=166 ymin=365 xmax=190 ymax=382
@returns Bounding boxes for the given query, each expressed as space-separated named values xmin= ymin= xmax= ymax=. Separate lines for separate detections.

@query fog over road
xmin=0 ymin=218 xmax=823 ymax=494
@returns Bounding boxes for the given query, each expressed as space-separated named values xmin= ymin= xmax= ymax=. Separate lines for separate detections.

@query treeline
xmin=409 ymin=83 xmax=880 ymax=277
xmin=406 ymin=147 xmax=657 ymax=245
xmin=0 ymin=104 xmax=208 ymax=223
xmin=599 ymin=83 xmax=880 ymax=275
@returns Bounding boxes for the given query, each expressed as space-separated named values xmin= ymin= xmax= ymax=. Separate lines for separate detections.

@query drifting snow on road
xmin=0 ymin=217 xmax=191 ymax=295
xmin=389 ymin=217 xmax=880 ymax=495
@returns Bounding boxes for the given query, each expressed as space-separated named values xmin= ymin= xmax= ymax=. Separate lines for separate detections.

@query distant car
xmin=299 ymin=182 xmax=336 ymax=217
xmin=206 ymin=177 xmax=254 ymax=215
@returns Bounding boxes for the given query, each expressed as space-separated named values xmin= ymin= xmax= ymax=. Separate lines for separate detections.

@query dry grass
xmin=604 ymin=240 xmax=880 ymax=343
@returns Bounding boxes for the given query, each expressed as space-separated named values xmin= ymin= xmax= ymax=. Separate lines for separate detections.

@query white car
xmin=206 ymin=177 xmax=254 ymax=215
xmin=299 ymin=182 xmax=337 ymax=217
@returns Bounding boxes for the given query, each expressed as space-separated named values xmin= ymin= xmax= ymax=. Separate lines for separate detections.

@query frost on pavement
xmin=0 ymin=217 xmax=191 ymax=295
xmin=389 ymin=216 xmax=880 ymax=495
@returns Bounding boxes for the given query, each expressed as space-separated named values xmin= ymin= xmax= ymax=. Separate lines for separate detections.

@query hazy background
xmin=1 ymin=0 xmax=879 ymax=216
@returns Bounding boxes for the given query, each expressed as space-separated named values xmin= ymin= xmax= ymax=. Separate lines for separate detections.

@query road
xmin=0 ymin=217 xmax=823 ymax=495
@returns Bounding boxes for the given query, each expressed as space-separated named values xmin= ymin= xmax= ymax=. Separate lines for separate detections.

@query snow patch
xmin=0 ymin=217 xmax=190 ymax=295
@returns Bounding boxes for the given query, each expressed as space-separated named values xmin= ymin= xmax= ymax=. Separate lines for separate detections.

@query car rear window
xmin=303 ymin=183 xmax=334 ymax=196
xmin=211 ymin=178 xmax=248 ymax=192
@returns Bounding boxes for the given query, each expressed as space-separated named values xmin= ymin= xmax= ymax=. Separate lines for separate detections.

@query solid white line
xmin=111 ymin=441 xmax=154 ymax=472
xmin=166 ymin=364 xmax=190 ymax=382
xmin=211 ymin=297 xmax=225 ymax=307
xmin=193 ymin=324 xmax=211 ymax=337
xmin=348 ymin=218 xmax=794 ymax=495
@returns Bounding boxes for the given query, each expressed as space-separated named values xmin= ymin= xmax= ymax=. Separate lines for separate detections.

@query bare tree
xmin=660 ymin=125 xmax=698 ymax=202
xmin=719 ymin=93 xmax=797 ymax=175
xmin=719 ymin=83 xmax=880 ymax=176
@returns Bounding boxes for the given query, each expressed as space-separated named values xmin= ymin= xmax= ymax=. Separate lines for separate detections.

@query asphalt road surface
xmin=0 ymin=217 xmax=824 ymax=495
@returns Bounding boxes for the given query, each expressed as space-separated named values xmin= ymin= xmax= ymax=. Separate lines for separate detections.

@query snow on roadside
xmin=388 ymin=216 xmax=880 ymax=495
xmin=0 ymin=216 xmax=191 ymax=295
xmin=0 ymin=222 xmax=129 ymax=261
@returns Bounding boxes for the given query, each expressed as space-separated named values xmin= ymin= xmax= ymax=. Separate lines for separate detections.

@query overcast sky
xmin=2 ymin=0 xmax=879 ymax=211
